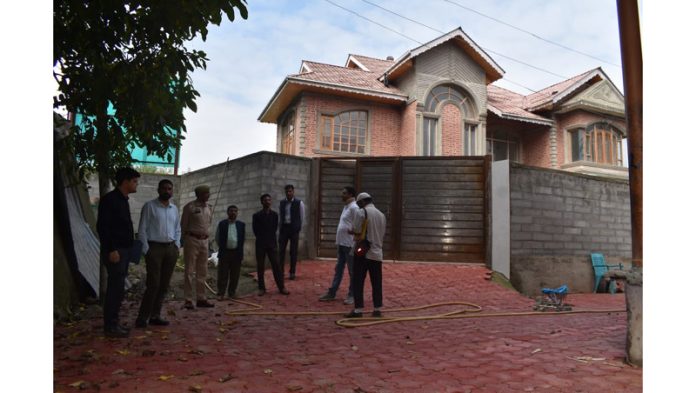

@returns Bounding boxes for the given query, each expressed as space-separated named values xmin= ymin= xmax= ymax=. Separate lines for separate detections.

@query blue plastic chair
xmin=591 ymin=253 xmax=624 ymax=293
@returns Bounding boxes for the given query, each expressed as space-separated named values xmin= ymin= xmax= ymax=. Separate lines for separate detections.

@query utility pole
xmin=616 ymin=0 xmax=642 ymax=366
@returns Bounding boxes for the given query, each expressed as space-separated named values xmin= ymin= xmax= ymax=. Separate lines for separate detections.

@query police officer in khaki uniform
xmin=181 ymin=185 xmax=214 ymax=309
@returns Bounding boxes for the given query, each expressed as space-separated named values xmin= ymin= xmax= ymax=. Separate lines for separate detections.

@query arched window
xmin=421 ymin=84 xmax=478 ymax=156
xmin=320 ymin=111 xmax=367 ymax=154
xmin=569 ymin=123 xmax=623 ymax=166
xmin=281 ymin=111 xmax=295 ymax=154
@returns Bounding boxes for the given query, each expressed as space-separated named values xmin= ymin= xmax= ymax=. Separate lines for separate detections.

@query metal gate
xmin=317 ymin=156 xmax=488 ymax=263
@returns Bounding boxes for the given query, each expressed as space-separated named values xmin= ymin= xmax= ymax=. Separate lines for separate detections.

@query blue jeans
xmin=329 ymin=245 xmax=353 ymax=297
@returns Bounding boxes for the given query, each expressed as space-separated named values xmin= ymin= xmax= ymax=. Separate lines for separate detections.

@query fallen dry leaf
xmin=68 ymin=380 xmax=87 ymax=389
xmin=189 ymin=370 xmax=205 ymax=376
xmin=286 ymin=384 xmax=303 ymax=391
xmin=531 ymin=348 xmax=542 ymax=354
xmin=405 ymin=341 xmax=414 ymax=345
xmin=189 ymin=385 xmax=202 ymax=392
xmin=178 ymin=356 xmax=189 ymax=362
xmin=158 ymin=375 xmax=175 ymax=381
xmin=264 ymin=368 xmax=273 ymax=375
xmin=351 ymin=345 xmax=358 ymax=351
xmin=112 ymin=369 xmax=125 ymax=375
xmin=115 ymin=349 xmax=130 ymax=356
xmin=219 ymin=374 xmax=235 ymax=382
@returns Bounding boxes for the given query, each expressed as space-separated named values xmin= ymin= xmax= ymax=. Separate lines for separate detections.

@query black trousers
xmin=278 ymin=226 xmax=300 ymax=275
xmin=353 ymin=255 xmax=383 ymax=309
xmin=217 ymin=249 xmax=242 ymax=296
xmin=102 ymin=248 xmax=132 ymax=329
xmin=137 ymin=242 xmax=178 ymax=322
xmin=256 ymin=244 xmax=284 ymax=291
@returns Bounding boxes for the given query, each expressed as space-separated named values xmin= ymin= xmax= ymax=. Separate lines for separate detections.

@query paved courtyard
xmin=54 ymin=260 xmax=642 ymax=392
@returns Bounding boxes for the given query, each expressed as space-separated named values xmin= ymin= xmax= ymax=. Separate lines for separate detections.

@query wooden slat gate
xmin=317 ymin=156 xmax=488 ymax=263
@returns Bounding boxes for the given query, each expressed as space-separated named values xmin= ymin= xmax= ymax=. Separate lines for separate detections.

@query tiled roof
xmin=487 ymin=85 xmax=552 ymax=124
xmin=290 ymin=60 xmax=406 ymax=97
xmin=524 ymin=68 xmax=598 ymax=109
xmin=348 ymin=54 xmax=394 ymax=74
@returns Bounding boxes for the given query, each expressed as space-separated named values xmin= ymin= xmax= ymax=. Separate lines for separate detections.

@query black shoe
xmin=149 ymin=317 xmax=170 ymax=326
xmin=319 ymin=293 xmax=336 ymax=301
xmin=134 ymin=319 xmax=147 ymax=328
xmin=289 ymin=273 xmax=296 ymax=280
xmin=184 ymin=301 xmax=194 ymax=310
xmin=104 ymin=325 xmax=130 ymax=338
xmin=196 ymin=300 xmax=215 ymax=308
xmin=344 ymin=310 xmax=363 ymax=318
xmin=279 ymin=288 xmax=290 ymax=295
xmin=371 ymin=310 xmax=382 ymax=318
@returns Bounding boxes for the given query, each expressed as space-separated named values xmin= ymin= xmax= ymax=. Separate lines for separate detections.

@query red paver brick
xmin=54 ymin=260 xmax=641 ymax=391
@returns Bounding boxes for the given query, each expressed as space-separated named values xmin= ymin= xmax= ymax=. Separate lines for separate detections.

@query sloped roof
xmin=524 ymin=68 xmax=604 ymax=111
xmin=291 ymin=60 xmax=404 ymax=96
xmin=345 ymin=54 xmax=394 ymax=74
xmin=382 ymin=27 xmax=505 ymax=83
xmin=487 ymin=85 xmax=554 ymax=125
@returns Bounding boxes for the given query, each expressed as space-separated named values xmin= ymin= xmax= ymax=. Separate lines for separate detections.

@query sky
xmin=178 ymin=0 xmax=628 ymax=172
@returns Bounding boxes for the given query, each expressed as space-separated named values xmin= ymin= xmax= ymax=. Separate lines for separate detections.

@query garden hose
xmin=221 ymin=298 xmax=625 ymax=328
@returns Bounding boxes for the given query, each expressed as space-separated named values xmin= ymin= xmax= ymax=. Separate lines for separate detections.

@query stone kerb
xmin=508 ymin=163 xmax=631 ymax=295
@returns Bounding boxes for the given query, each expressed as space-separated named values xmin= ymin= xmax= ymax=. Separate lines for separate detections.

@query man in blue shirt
xmin=135 ymin=179 xmax=181 ymax=328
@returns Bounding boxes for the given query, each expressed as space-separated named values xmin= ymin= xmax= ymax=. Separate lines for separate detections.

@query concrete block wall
xmin=90 ymin=152 xmax=313 ymax=269
xmin=178 ymin=151 xmax=313 ymax=267
xmin=87 ymin=172 xmax=181 ymax=232
xmin=507 ymin=162 xmax=631 ymax=295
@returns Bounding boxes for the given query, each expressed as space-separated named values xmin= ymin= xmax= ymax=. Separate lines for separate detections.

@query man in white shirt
xmin=345 ymin=192 xmax=387 ymax=318
xmin=135 ymin=179 xmax=181 ymax=328
xmin=319 ymin=186 xmax=359 ymax=304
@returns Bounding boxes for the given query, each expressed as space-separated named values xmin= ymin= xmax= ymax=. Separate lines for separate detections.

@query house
xmin=259 ymin=28 xmax=627 ymax=178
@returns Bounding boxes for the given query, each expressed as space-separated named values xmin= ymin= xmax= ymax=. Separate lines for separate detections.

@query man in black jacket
xmin=215 ymin=205 xmax=245 ymax=300
xmin=252 ymin=194 xmax=289 ymax=296
xmin=96 ymin=167 xmax=141 ymax=338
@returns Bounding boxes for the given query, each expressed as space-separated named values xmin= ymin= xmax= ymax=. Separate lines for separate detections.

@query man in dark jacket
xmin=215 ymin=205 xmax=245 ymax=300
xmin=278 ymin=184 xmax=304 ymax=280
xmin=253 ymin=194 xmax=289 ymax=296
xmin=96 ymin=167 xmax=141 ymax=338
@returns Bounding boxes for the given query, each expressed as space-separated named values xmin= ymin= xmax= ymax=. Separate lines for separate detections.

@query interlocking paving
xmin=54 ymin=260 xmax=641 ymax=392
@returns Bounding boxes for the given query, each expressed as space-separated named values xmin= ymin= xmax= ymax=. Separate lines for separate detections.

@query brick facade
xmin=441 ymin=103 xmax=463 ymax=156
xmin=399 ymin=101 xmax=417 ymax=156
xmin=298 ymin=93 xmax=403 ymax=157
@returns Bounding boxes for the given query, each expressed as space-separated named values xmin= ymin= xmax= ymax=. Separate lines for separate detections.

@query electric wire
xmin=442 ymin=0 xmax=621 ymax=68
xmin=358 ymin=0 xmax=569 ymax=80
xmin=324 ymin=0 xmax=555 ymax=92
